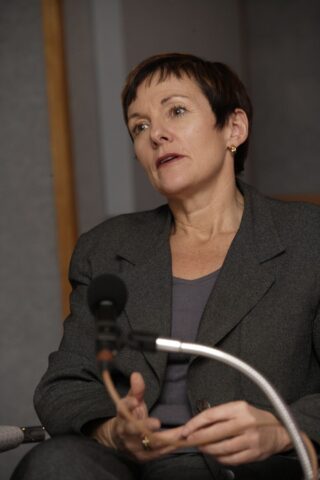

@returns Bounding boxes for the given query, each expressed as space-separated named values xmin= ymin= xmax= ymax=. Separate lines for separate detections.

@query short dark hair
xmin=121 ymin=53 xmax=253 ymax=175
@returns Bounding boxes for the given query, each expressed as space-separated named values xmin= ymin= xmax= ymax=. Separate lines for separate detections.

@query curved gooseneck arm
xmin=155 ymin=337 xmax=317 ymax=480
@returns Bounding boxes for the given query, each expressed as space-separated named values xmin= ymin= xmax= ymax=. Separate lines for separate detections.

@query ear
xmin=226 ymin=108 xmax=249 ymax=148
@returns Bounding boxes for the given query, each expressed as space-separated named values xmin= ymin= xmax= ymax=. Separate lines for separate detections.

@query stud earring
xmin=227 ymin=145 xmax=237 ymax=154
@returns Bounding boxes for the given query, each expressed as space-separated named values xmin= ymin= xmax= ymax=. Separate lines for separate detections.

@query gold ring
xmin=141 ymin=435 xmax=151 ymax=451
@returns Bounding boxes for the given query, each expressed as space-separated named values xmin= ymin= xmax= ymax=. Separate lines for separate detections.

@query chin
xmin=156 ymin=181 xmax=193 ymax=200
xmin=149 ymin=170 xmax=198 ymax=199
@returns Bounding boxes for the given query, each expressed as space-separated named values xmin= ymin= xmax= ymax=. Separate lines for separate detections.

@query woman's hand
xmin=181 ymin=401 xmax=292 ymax=465
xmin=92 ymin=372 xmax=182 ymax=462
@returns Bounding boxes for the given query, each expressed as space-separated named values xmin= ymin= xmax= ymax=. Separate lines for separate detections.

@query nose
xmin=149 ymin=120 xmax=172 ymax=148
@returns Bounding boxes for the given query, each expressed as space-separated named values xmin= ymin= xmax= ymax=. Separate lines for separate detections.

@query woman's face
xmin=127 ymin=74 xmax=233 ymax=199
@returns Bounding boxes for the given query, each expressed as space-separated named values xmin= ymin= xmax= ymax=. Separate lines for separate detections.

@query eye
xmin=132 ymin=122 xmax=149 ymax=138
xmin=170 ymin=105 xmax=187 ymax=117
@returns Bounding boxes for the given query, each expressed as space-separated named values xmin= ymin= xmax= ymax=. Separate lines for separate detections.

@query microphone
xmin=87 ymin=273 xmax=127 ymax=318
xmin=88 ymin=274 xmax=157 ymax=368
xmin=0 ymin=426 xmax=46 ymax=452
xmin=87 ymin=274 xmax=128 ymax=368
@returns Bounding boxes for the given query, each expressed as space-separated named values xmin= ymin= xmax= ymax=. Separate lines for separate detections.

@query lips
xmin=156 ymin=153 xmax=183 ymax=169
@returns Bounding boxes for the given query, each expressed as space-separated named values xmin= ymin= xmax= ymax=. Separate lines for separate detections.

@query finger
xmin=132 ymin=402 xmax=148 ymax=420
xmin=124 ymin=433 xmax=177 ymax=455
xmin=135 ymin=443 xmax=179 ymax=463
xmin=118 ymin=426 xmax=183 ymax=462
xmin=133 ymin=436 xmax=181 ymax=462
xmin=141 ymin=443 xmax=180 ymax=459
xmin=182 ymin=401 xmax=254 ymax=437
xmin=117 ymin=396 xmax=139 ymax=417
xmin=181 ymin=412 xmax=216 ymax=437
xmin=149 ymin=425 xmax=185 ymax=448
xmin=117 ymin=393 xmax=149 ymax=422
xmin=119 ymin=416 xmax=161 ymax=437
xmin=117 ymin=430 xmax=178 ymax=463
xmin=128 ymin=372 xmax=145 ymax=402
xmin=184 ymin=418 xmax=244 ymax=447
xmin=120 ymin=425 xmax=181 ymax=456
xmin=198 ymin=433 xmax=249 ymax=456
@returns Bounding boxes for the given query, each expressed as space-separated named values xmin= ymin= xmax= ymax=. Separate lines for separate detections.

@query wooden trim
xmin=275 ymin=195 xmax=320 ymax=205
xmin=41 ymin=0 xmax=78 ymax=318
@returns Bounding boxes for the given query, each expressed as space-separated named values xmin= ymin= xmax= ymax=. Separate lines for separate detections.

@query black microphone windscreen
xmin=87 ymin=274 xmax=127 ymax=316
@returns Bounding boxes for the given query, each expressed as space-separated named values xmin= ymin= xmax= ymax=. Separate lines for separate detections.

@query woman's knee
xmin=11 ymin=435 xmax=105 ymax=479
xmin=11 ymin=434 xmax=138 ymax=480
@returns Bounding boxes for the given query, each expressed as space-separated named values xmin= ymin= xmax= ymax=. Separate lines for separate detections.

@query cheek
xmin=133 ymin=144 xmax=147 ymax=168
xmin=135 ymin=149 xmax=155 ymax=178
xmin=182 ymin=122 xmax=202 ymax=139
xmin=181 ymin=121 xmax=213 ymax=146
xmin=185 ymin=128 xmax=214 ymax=158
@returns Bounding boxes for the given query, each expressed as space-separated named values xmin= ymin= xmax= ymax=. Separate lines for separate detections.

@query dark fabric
xmin=11 ymin=435 xmax=139 ymax=480
xmin=28 ymin=181 xmax=320 ymax=480
xmin=33 ymin=181 xmax=320 ymax=444
xmin=10 ymin=436 xmax=224 ymax=480
xmin=143 ymin=454 xmax=225 ymax=480
xmin=11 ymin=435 xmax=302 ymax=480
xmin=230 ymin=454 xmax=303 ymax=480
xmin=150 ymin=270 xmax=220 ymax=427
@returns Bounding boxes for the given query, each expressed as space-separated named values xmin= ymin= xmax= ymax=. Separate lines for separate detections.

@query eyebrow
xmin=127 ymin=94 xmax=190 ymax=122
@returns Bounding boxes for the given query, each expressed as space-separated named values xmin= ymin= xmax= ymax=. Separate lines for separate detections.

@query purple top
xmin=150 ymin=269 xmax=220 ymax=427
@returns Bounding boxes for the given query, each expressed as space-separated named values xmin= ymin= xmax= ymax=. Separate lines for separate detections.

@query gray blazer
xmin=35 ymin=182 xmax=320 ymax=446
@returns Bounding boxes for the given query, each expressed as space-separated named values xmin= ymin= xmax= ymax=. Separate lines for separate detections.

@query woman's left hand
xmin=181 ymin=401 xmax=292 ymax=465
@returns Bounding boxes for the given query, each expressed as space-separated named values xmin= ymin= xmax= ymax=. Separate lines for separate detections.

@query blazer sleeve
xmin=33 ymin=234 xmax=120 ymax=436
xmin=288 ymin=295 xmax=320 ymax=445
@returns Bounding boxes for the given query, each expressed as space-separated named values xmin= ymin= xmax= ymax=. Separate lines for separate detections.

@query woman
xmin=12 ymin=53 xmax=320 ymax=480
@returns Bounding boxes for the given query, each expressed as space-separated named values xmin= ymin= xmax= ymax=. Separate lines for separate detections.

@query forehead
xmin=128 ymin=73 xmax=208 ymax=115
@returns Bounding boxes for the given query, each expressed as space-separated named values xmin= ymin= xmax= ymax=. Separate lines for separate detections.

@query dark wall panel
xmin=244 ymin=0 xmax=320 ymax=194
xmin=0 ymin=1 xmax=62 ymax=477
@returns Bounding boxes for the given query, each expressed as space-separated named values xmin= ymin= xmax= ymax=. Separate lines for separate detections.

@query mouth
xmin=156 ymin=153 xmax=184 ymax=169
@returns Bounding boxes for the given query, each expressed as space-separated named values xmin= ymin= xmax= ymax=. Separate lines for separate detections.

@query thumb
xmin=128 ymin=372 xmax=146 ymax=402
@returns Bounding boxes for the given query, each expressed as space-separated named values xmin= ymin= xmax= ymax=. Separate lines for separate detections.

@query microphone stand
xmin=97 ymin=328 xmax=318 ymax=480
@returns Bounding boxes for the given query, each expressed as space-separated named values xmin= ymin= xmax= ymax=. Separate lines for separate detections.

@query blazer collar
xmin=117 ymin=181 xmax=285 ymax=266
xmin=196 ymin=181 xmax=285 ymax=347
xmin=239 ymin=181 xmax=285 ymax=263
xmin=116 ymin=205 xmax=172 ymax=266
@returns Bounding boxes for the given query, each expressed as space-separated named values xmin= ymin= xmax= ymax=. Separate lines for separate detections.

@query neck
xmin=168 ymin=177 xmax=244 ymax=241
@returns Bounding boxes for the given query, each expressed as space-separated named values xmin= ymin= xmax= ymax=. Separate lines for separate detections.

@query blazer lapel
xmin=196 ymin=183 xmax=285 ymax=348
xmin=116 ymin=206 xmax=173 ymax=383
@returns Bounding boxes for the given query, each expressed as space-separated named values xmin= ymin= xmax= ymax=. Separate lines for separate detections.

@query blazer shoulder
xmin=266 ymin=196 xmax=320 ymax=228
xmin=265 ymin=196 xmax=320 ymax=252
xmin=241 ymin=182 xmax=320 ymax=260
xmin=73 ymin=204 xmax=169 ymax=256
